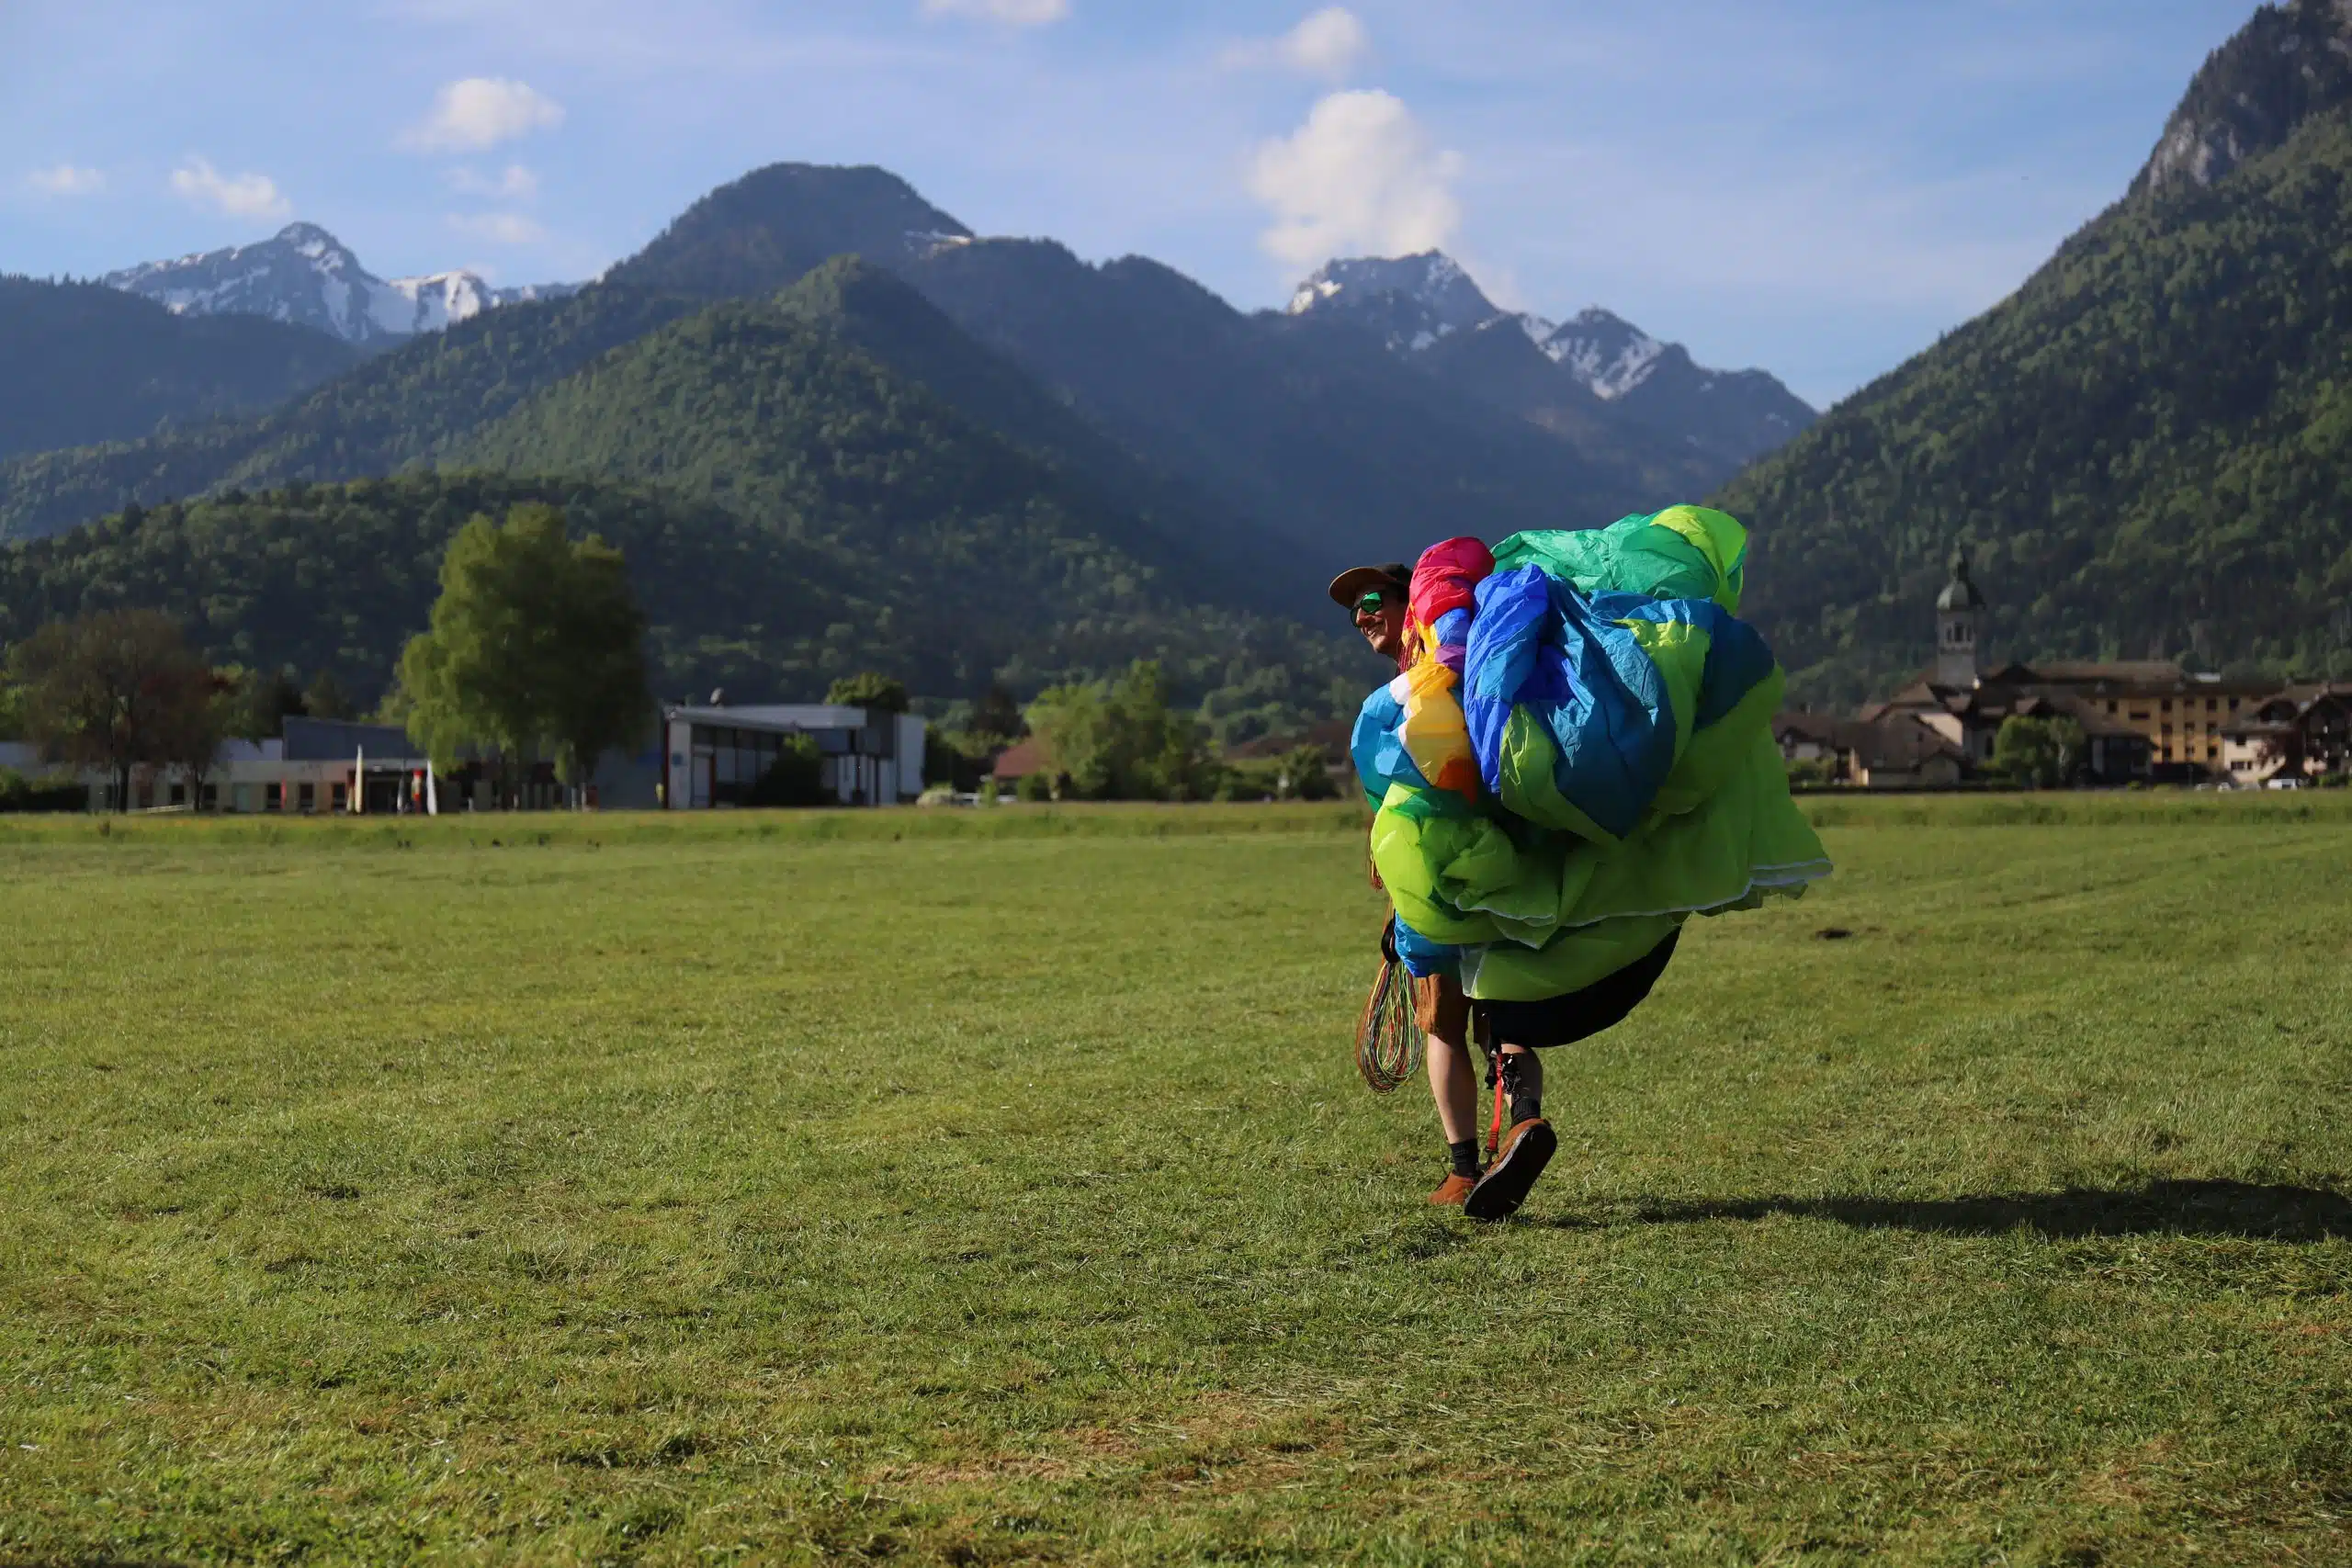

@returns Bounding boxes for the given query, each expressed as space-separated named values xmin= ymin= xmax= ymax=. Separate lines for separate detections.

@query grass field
xmin=2 ymin=798 xmax=2348 ymax=1565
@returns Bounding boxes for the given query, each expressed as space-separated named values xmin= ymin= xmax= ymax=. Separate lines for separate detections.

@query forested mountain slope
xmin=441 ymin=290 xmax=1213 ymax=611
xmin=0 ymin=473 xmax=1358 ymax=723
xmin=772 ymin=257 xmax=1295 ymax=604
xmin=0 ymin=286 xmax=700 ymax=544
xmin=1719 ymin=0 xmax=2352 ymax=704
xmin=0 ymin=276 xmax=358 ymax=460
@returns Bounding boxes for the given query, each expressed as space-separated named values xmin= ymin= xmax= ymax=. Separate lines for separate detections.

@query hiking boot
xmin=1427 ymin=1172 xmax=1477 ymax=1207
xmin=1464 ymin=1118 xmax=1556 ymax=1221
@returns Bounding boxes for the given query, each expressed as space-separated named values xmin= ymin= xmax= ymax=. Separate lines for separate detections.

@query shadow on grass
xmin=1590 ymin=1179 xmax=2352 ymax=1241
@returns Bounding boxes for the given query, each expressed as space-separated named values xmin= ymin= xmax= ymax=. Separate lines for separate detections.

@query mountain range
xmin=7 ymin=0 xmax=2346 ymax=716
xmin=102 ymin=223 xmax=579 ymax=346
xmin=0 ymin=164 xmax=1791 ymax=588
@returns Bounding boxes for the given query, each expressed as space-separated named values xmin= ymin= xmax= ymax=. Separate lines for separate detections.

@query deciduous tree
xmin=825 ymin=671 xmax=910 ymax=713
xmin=5 ymin=609 xmax=220 ymax=810
xmin=1992 ymin=715 xmax=2086 ymax=789
xmin=1026 ymin=660 xmax=1224 ymax=801
xmin=399 ymin=503 xmax=650 ymax=794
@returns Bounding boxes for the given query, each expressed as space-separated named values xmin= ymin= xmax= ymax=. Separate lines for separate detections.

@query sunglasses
xmin=1352 ymin=590 xmax=1391 ymax=616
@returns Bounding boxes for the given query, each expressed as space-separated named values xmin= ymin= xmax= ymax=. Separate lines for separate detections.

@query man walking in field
xmin=1330 ymin=561 xmax=1495 ymax=1209
xmin=1342 ymin=512 xmax=1830 ymax=1223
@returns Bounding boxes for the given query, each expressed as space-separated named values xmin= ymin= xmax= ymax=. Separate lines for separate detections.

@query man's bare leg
xmin=1417 ymin=975 xmax=1481 ymax=1206
xmin=1426 ymin=1029 xmax=1476 ymax=1145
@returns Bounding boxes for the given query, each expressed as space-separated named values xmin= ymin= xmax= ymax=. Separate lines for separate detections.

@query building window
xmin=2106 ymin=700 xmax=2119 ymax=714
xmin=169 ymin=782 xmax=187 ymax=806
xmin=2161 ymin=699 xmax=2172 ymax=713
xmin=332 ymin=783 xmax=348 ymax=811
xmin=266 ymin=783 xmax=283 ymax=812
xmin=298 ymin=783 xmax=316 ymax=813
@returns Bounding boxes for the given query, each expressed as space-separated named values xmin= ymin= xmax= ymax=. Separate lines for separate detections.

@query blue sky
xmin=4 ymin=0 xmax=2256 ymax=406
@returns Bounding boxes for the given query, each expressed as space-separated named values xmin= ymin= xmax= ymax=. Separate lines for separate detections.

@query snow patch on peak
xmin=1283 ymin=250 xmax=1501 ymax=352
xmin=1289 ymin=251 xmax=1493 ymax=322
xmin=379 ymin=271 xmax=496 ymax=334
xmin=1541 ymin=307 xmax=1667 ymax=399
xmin=1509 ymin=310 xmax=1557 ymax=346
xmin=906 ymin=229 xmax=971 ymax=260
xmin=1286 ymin=275 xmax=1344 ymax=314
xmin=277 ymin=221 xmax=342 ymax=260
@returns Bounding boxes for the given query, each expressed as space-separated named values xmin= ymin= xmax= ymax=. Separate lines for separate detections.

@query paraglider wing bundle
xmin=1355 ymin=506 xmax=1831 ymax=1005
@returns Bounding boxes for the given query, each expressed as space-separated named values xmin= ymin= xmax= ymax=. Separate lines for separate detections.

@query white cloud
xmin=170 ymin=157 xmax=291 ymax=220
xmin=27 ymin=164 xmax=107 ymax=197
xmin=1220 ymin=6 xmax=1369 ymax=81
xmin=919 ymin=0 xmax=1069 ymax=27
xmin=447 ymin=211 xmax=547 ymax=244
xmin=447 ymin=163 xmax=540 ymax=199
xmin=1248 ymin=90 xmax=1461 ymax=267
xmin=400 ymin=78 xmax=565 ymax=152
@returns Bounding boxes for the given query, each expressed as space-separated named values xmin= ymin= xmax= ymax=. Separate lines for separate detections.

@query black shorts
xmin=1473 ymin=928 xmax=1680 ymax=1049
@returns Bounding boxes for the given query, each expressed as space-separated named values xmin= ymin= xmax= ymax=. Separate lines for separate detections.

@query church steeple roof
xmin=1936 ymin=547 xmax=1985 ymax=612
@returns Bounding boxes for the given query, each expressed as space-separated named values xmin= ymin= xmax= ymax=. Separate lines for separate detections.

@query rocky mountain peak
xmin=2136 ymin=0 xmax=2352 ymax=197
xmin=102 ymin=224 xmax=576 ymax=346
xmin=607 ymin=162 xmax=973 ymax=299
xmin=276 ymin=222 xmax=345 ymax=257
xmin=1284 ymin=251 xmax=1501 ymax=348
xmin=1283 ymin=251 xmax=1815 ymax=470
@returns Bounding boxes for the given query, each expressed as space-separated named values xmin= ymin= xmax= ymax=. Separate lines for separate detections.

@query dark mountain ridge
xmin=0 ymin=276 xmax=359 ymax=461
xmin=612 ymin=163 xmax=974 ymax=297
xmin=0 ymin=284 xmax=701 ymax=545
xmin=608 ymin=172 xmax=1702 ymax=573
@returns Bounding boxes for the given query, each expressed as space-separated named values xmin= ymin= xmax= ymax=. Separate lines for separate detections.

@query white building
xmin=6 ymin=707 xmax=930 ymax=813
xmin=16 ymin=718 xmax=438 ymax=814
xmin=656 ymin=704 xmax=926 ymax=808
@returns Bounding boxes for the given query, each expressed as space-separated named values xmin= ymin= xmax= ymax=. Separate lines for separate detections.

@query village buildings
xmin=1775 ymin=550 xmax=2349 ymax=787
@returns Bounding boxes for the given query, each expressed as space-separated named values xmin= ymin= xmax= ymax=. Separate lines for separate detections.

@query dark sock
xmin=1447 ymin=1139 xmax=1481 ymax=1179
xmin=1502 ymin=1054 xmax=1542 ymax=1125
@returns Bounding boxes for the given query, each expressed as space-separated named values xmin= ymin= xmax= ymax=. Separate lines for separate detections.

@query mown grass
xmin=1 ymin=805 xmax=2347 ymax=1565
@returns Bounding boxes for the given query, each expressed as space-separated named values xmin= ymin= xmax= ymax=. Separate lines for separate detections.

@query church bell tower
xmin=1935 ymin=548 xmax=1984 ymax=688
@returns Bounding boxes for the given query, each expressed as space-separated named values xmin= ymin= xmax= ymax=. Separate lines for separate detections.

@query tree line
xmin=2 ymin=502 xmax=1353 ymax=810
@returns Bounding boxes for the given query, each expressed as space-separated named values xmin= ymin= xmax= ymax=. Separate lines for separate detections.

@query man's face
xmin=1352 ymin=587 xmax=1408 ymax=660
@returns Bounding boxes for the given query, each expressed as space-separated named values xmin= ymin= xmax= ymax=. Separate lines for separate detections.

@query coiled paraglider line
xmin=1355 ymin=926 xmax=1423 ymax=1094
